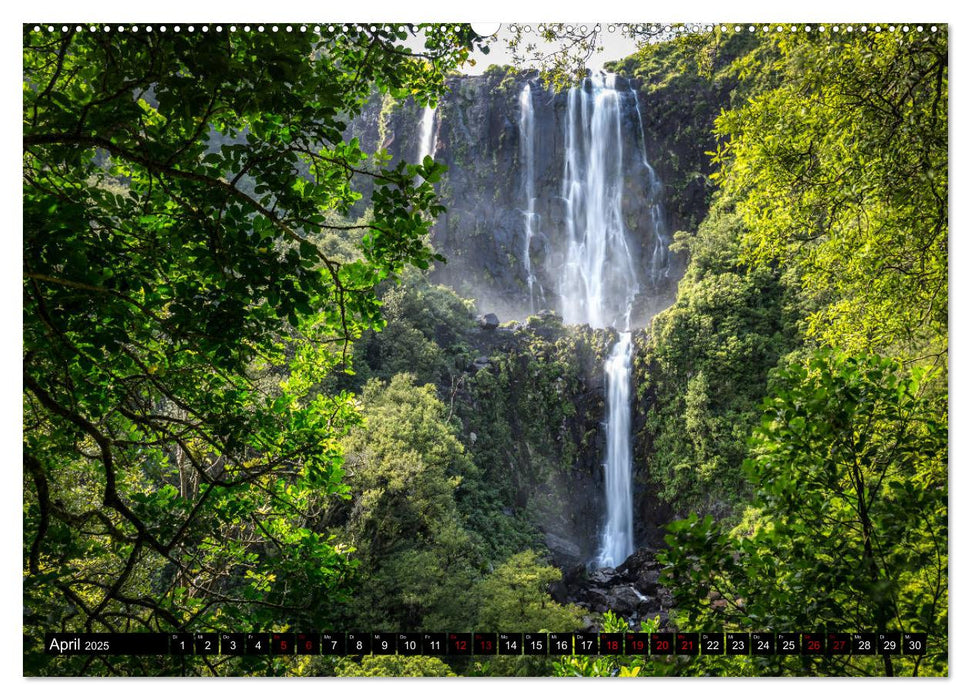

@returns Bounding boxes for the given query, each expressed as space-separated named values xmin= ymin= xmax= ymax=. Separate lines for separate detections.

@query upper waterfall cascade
xmin=560 ymin=74 xmax=642 ymax=331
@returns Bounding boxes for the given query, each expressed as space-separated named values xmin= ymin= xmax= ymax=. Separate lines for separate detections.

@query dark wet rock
xmin=545 ymin=532 xmax=582 ymax=564
xmin=588 ymin=567 xmax=621 ymax=587
xmin=616 ymin=546 xmax=658 ymax=575
xmin=556 ymin=546 xmax=674 ymax=630
xmin=478 ymin=313 xmax=500 ymax=330
xmin=602 ymin=586 xmax=642 ymax=615
xmin=635 ymin=568 xmax=662 ymax=596
xmin=582 ymin=588 xmax=610 ymax=613
xmin=562 ymin=563 xmax=587 ymax=587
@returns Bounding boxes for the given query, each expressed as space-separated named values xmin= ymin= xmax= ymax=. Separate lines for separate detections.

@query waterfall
xmin=599 ymin=331 xmax=635 ymax=567
xmin=629 ymin=87 xmax=650 ymax=169
xmin=518 ymin=83 xmax=543 ymax=312
xmin=416 ymin=105 xmax=437 ymax=164
xmin=560 ymin=75 xmax=640 ymax=331
xmin=559 ymin=74 xmax=642 ymax=567
xmin=648 ymin=197 xmax=670 ymax=287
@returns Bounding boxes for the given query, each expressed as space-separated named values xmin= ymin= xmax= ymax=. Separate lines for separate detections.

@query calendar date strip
xmin=44 ymin=631 xmax=928 ymax=657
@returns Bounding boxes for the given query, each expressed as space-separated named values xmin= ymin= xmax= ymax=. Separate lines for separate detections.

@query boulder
xmin=636 ymin=596 xmax=658 ymax=616
xmin=582 ymin=587 xmax=610 ymax=613
xmin=478 ymin=313 xmax=500 ymax=330
xmin=616 ymin=546 xmax=657 ymax=576
xmin=635 ymin=568 xmax=662 ymax=596
xmin=562 ymin=563 xmax=587 ymax=589
xmin=588 ymin=567 xmax=621 ymax=587
xmin=544 ymin=532 xmax=582 ymax=564
xmin=601 ymin=586 xmax=642 ymax=617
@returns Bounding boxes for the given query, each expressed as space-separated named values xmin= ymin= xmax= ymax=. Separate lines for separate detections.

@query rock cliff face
xmin=456 ymin=315 xmax=613 ymax=566
xmin=349 ymin=68 xmax=707 ymax=327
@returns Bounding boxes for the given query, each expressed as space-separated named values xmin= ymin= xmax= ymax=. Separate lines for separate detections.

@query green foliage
xmin=639 ymin=203 xmax=799 ymax=511
xmin=335 ymin=373 xmax=482 ymax=631
xmin=454 ymin=323 xmax=610 ymax=561
xmin=23 ymin=24 xmax=485 ymax=676
xmin=638 ymin=21 xmax=946 ymax=563
xmin=336 ymin=284 xmax=609 ymax=610
xmin=633 ymin=26 xmax=948 ymax=679
xmin=552 ymin=612 xmax=663 ymax=677
xmin=475 ymin=550 xmax=585 ymax=632
xmin=333 ymin=373 xmax=591 ymax=638
xmin=352 ymin=269 xmax=476 ymax=389
xmin=337 ymin=655 xmax=456 ymax=677
xmin=713 ymin=27 xmax=948 ymax=360
xmin=467 ymin=323 xmax=605 ymax=485
xmin=469 ymin=550 xmax=585 ymax=677
xmin=613 ymin=30 xmax=758 ymax=85
xmin=661 ymin=350 xmax=947 ymax=676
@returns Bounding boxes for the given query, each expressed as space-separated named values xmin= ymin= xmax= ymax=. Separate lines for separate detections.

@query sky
xmin=465 ymin=23 xmax=645 ymax=74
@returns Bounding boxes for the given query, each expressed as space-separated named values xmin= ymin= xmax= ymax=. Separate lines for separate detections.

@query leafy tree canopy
xmin=661 ymin=350 xmax=947 ymax=676
xmin=474 ymin=550 xmax=585 ymax=632
xmin=713 ymin=28 xmax=948 ymax=360
xmin=335 ymin=373 xmax=480 ymax=631
xmin=23 ymin=24 xmax=485 ymax=674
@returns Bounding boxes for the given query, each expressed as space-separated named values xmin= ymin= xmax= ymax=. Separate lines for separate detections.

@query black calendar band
xmin=44 ymin=632 xmax=929 ymax=657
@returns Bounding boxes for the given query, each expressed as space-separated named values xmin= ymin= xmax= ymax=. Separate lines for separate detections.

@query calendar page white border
xmin=4 ymin=0 xmax=963 ymax=697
